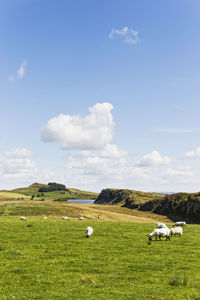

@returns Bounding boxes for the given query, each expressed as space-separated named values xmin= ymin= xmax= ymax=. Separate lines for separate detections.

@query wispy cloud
xmin=9 ymin=60 xmax=27 ymax=82
xmin=153 ymin=128 xmax=193 ymax=133
xmin=109 ymin=26 xmax=139 ymax=44
xmin=185 ymin=146 xmax=200 ymax=158
xmin=17 ymin=60 xmax=27 ymax=79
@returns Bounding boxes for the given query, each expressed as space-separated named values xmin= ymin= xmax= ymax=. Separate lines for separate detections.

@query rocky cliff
xmin=139 ymin=193 xmax=200 ymax=223
xmin=95 ymin=189 xmax=200 ymax=223
xmin=94 ymin=188 xmax=163 ymax=208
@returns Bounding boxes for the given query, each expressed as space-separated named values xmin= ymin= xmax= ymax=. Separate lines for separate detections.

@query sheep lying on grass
xmin=173 ymin=221 xmax=186 ymax=227
xmin=170 ymin=226 xmax=183 ymax=237
xmin=78 ymin=217 xmax=84 ymax=220
xmin=20 ymin=216 xmax=27 ymax=221
xmin=85 ymin=226 xmax=93 ymax=238
xmin=149 ymin=227 xmax=170 ymax=241
xmin=62 ymin=216 xmax=68 ymax=220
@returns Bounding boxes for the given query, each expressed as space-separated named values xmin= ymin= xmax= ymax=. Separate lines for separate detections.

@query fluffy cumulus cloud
xmin=185 ymin=146 xmax=200 ymax=158
xmin=136 ymin=150 xmax=171 ymax=167
xmin=9 ymin=60 xmax=27 ymax=82
xmin=65 ymin=144 xmax=149 ymax=190
xmin=41 ymin=102 xmax=114 ymax=150
xmin=109 ymin=26 xmax=139 ymax=44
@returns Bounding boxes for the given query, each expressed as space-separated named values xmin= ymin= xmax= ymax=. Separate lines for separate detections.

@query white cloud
xmin=0 ymin=148 xmax=57 ymax=189
xmin=41 ymin=102 xmax=114 ymax=150
xmin=101 ymin=144 xmax=128 ymax=158
xmin=109 ymin=26 xmax=139 ymax=44
xmin=153 ymin=128 xmax=193 ymax=133
xmin=166 ymin=166 xmax=194 ymax=178
xmin=8 ymin=60 xmax=27 ymax=82
xmin=185 ymin=146 xmax=200 ymax=158
xmin=65 ymin=145 xmax=149 ymax=188
xmin=0 ymin=148 xmax=36 ymax=176
xmin=17 ymin=60 xmax=27 ymax=79
xmin=136 ymin=150 xmax=171 ymax=167
xmin=4 ymin=148 xmax=34 ymax=159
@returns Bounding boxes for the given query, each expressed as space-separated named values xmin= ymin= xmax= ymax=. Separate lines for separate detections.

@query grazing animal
xmin=173 ymin=221 xmax=186 ymax=227
xmin=78 ymin=217 xmax=84 ymax=220
xmin=62 ymin=216 xmax=68 ymax=220
xmin=43 ymin=217 xmax=47 ymax=219
xmin=156 ymin=222 xmax=168 ymax=229
xmin=170 ymin=226 xmax=183 ymax=237
xmin=20 ymin=216 xmax=26 ymax=221
xmin=149 ymin=227 xmax=170 ymax=241
xmin=85 ymin=226 xmax=93 ymax=238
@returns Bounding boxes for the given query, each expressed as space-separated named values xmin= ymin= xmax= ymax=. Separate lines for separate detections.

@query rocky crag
xmin=95 ymin=189 xmax=200 ymax=223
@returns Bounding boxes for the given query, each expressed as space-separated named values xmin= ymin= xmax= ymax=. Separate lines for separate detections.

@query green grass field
xmin=0 ymin=215 xmax=199 ymax=299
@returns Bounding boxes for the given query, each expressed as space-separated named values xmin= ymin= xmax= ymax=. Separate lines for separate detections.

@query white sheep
xmin=170 ymin=226 xmax=183 ymax=237
xmin=78 ymin=217 xmax=84 ymax=220
xmin=85 ymin=226 xmax=93 ymax=238
xmin=149 ymin=227 xmax=170 ymax=241
xmin=173 ymin=221 xmax=186 ymax=227
xmin=62 ymin=216 xmax=68 ymax=220
xmin=156 ymin=222 xmax=168 ymax=229
xmin=43 ymin=217 xmax=47 ymax=219
xmin=20 ymin=216 xmax=27 ymax=221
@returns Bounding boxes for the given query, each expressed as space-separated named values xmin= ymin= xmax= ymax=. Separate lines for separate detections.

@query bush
xmin=39 ymin=182 xmax=66 ymax=193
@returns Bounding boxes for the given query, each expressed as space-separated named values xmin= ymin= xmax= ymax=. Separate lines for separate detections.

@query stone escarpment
xmin=94 ymin=189 xmax=138 ymax=208
xmin=95 ymin=189 xmax=200 ymax=224
xmin=139 ymin=193 xmax=200 ymax=223
xmin=94 ymin=188 xmax=163 ymax=209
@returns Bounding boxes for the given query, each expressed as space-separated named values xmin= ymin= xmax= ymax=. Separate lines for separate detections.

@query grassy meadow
xmin=0 ymin=207 xmax=199 ymax=299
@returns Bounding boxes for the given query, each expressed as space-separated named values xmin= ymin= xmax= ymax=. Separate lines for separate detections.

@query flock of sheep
xmin=149 ymin=221 xmax=186 ymax=241
xmin=20 ymin=216 xmax=94 ymax=238
xmin=20 ymin=216 xmax=187 ymax=240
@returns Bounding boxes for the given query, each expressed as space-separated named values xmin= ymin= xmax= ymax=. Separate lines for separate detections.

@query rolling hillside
xmin=0 ymin=183 xmax=98 ymax=202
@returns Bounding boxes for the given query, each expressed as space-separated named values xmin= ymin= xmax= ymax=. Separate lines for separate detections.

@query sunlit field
xmin=0 ymin=215 xmax=200 ymax=300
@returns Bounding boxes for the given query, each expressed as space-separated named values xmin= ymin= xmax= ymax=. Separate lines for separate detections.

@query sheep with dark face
xmin=85 ymin=226 xmax=93 ymax=238
xmin=20 ymin=216 xmax=27 ymax=221
xmin=149 ymin=227 xmax=170 ymax=241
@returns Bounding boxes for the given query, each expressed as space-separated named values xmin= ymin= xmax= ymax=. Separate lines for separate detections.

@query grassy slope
xmin=0 ymin=201 xmax=171 ymax=223
xmin=0 ymin=217 xmax=199 ymax=299
xmin=2 ymin=183 xmax=98 ymax=201
xmin=131 ymin=190 xmax=164 ymax=204
xmin=0 ymin=191 xmax=29 ymax=202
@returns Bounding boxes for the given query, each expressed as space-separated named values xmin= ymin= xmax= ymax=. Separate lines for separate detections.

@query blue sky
xmin=1 ymin=0 xmax=200 ymax=192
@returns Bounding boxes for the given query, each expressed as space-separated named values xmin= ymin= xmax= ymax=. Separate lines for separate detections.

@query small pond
xmin=68 ymin=199 xmax=95 ymax=204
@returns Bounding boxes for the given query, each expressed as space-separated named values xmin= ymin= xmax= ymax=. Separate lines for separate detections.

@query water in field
xmin=68 ymin=199 xmax=95 ymax=204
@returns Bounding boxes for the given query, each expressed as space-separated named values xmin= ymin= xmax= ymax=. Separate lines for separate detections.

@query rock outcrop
xmin=95 ymin=189 xmax=137 ymax=206
xmin=139 ymin=193 xmax=200 ymax=223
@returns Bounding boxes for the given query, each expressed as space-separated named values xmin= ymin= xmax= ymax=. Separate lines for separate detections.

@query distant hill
xmin=0 ymin=183 xmax=98 ymax=202
xmin=95 ymin=188 xmax=200 ymax=224
xmin=11 ymin=183 xmax=48 ymax=195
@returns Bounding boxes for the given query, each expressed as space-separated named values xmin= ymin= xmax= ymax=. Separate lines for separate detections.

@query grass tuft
xmin=169 ymin=274 xmax=188 ymax=286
